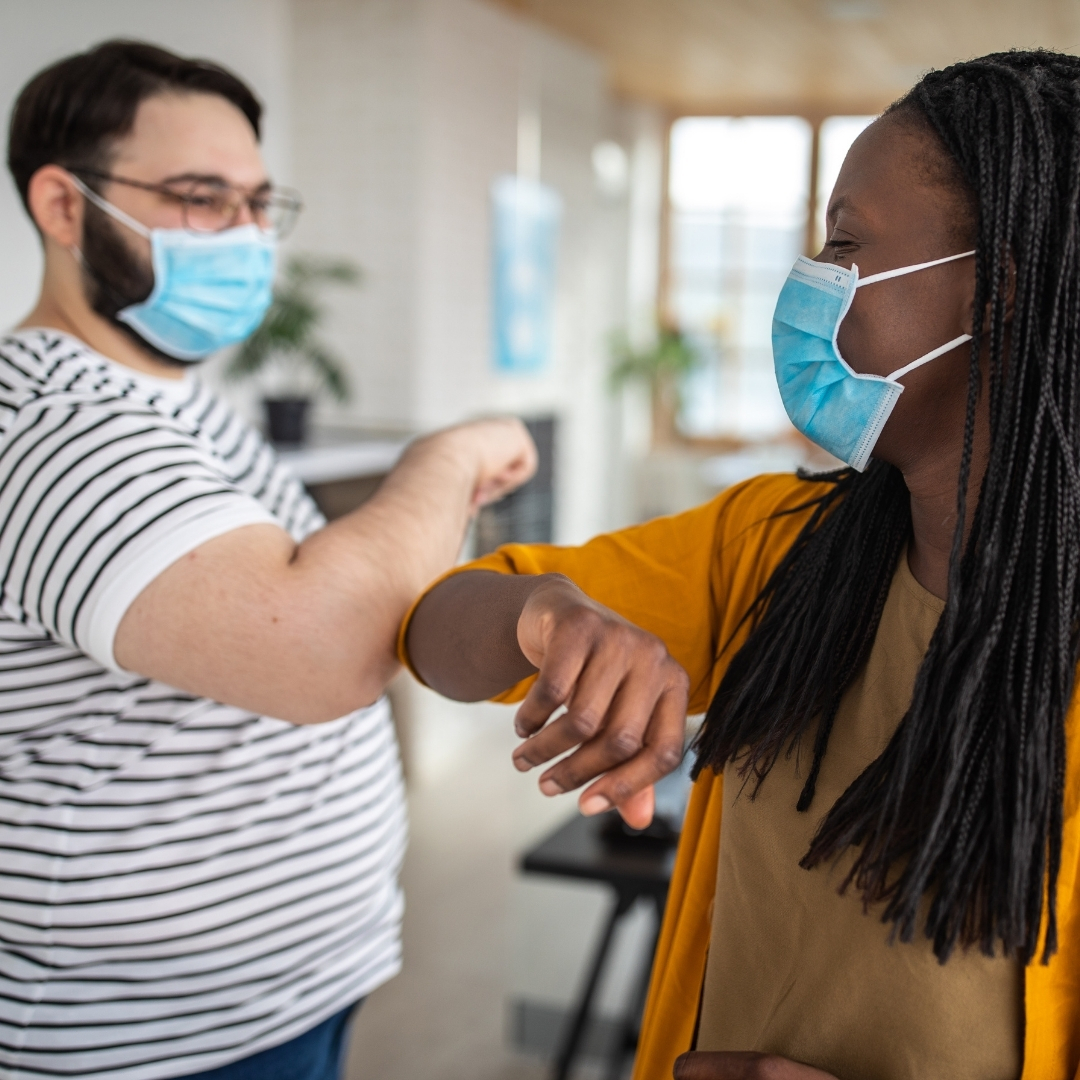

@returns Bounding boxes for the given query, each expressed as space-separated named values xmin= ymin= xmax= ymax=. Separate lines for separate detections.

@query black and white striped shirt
xmin=0 ymin=329 xmax=407 ymax=1080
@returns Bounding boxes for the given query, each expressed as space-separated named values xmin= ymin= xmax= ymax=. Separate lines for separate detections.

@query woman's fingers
xmin=533 ymin=671 xmax=685 ymax=795
xmin=570 ymin=684 xmax=687 ymax=822
xmin=513 ymin=652 xmax=635 ymax=772
xmin=512 ymin=618 xmax=595 ymax=739
xmin=608 ymin=784 xmax=654 ymax=830
xmin=673 ymin=1052 xmax=839 ymax=1080
xmin=509 ymin=577 xmax=690 ymax=816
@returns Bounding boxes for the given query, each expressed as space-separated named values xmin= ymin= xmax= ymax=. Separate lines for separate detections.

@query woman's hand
xmin=406 ymin=569 xmax=689 ymax=828
xmin=674 ymin=1052 xmax=839 ymax=1080
xmin=511 ymin=575 xmax=689 ymax=829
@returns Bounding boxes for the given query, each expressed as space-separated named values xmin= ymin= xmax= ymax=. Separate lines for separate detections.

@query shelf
xmin=276 ymin=437 xmax=409 ymax=485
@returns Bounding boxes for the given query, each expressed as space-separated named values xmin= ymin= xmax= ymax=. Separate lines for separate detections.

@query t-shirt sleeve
xmin=0 ymin=398 xmax=279 ymax=672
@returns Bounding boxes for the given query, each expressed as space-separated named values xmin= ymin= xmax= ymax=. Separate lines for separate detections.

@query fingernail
xmin=539 ymin=778 xmax=563 ymax=796
xmin=513 ymin=754 xmax=533 ymax=773
xmin=580 ymin=794 xmax=612 ymax=816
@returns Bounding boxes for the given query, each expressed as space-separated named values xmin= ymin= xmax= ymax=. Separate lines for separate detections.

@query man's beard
xmin=79 ymin=204 xmax=190 ymax=367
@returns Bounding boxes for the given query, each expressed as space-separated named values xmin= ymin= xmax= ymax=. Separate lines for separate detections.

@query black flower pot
xmin=264 ymin=397 xmax=310 ymax=445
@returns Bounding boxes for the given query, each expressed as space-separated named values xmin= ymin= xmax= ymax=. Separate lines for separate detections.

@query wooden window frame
xmin=659 ymin=105 xmax=885 ymax=326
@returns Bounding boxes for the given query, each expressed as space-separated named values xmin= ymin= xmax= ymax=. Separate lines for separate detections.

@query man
xmin=0 ymin=40 xmax=539 ymax=1080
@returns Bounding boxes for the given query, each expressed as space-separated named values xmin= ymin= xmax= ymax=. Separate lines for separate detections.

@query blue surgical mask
xmin=772 ymin=250 xmax=975 ymax=470
xmin=71 ymin=177 xmax=276 ymax=362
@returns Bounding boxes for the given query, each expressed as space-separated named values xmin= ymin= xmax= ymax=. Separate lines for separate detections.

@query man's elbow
xmin=282 ymin=663 xmax=398 ymax=725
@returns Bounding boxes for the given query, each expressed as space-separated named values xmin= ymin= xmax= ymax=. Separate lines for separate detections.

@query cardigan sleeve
xmin=398 ymin=471 xmax=822 ymax=714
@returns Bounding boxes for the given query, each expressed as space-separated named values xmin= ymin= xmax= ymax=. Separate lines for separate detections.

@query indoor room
xmin=0 ymin=3 xmax=1078 ymax=1080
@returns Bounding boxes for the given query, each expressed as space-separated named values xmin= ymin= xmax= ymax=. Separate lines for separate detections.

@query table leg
xmin=552 ymin=890 xmax=634 ymax=1080
xmin=602 ymin=895 xmax=665 ymax=1080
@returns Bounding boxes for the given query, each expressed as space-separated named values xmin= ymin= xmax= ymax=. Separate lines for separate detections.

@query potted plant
xmin=227 ymin=254 xmax=361 ymax=444
xmin=610 ymin=325 xmax=699 ymax=446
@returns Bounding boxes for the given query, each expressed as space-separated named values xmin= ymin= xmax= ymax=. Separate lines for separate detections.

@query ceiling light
xmin=823 ymin=0 xmax=885 ymax=21
xmin=592 ymin=141 xmax=629 ymax=197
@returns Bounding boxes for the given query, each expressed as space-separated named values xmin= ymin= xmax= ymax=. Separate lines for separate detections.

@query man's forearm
xmin=115 ymin=421 xmax=536 ymax=723
xmin=290 ymin=434 xmax=486 ymax=695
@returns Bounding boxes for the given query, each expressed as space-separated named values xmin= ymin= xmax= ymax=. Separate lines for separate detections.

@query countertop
xmin=275 ymin=432 xmax=411 ymax=485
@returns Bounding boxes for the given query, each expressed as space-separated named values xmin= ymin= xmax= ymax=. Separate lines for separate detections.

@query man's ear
xmin=26 ymin=165 xmax=86 ymax=248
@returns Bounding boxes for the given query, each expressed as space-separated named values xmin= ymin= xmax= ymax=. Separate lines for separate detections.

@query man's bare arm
xmin=114 ymin=419 xmax=536 ymax=723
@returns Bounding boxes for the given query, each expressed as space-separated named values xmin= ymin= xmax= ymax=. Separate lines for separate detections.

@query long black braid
xmin=694 ymin=50 xmax=1080 ymax=963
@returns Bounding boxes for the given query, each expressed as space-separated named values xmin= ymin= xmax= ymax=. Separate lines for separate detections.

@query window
xmin=816 ymin=115 xmax=876 ymax=250
xmin=667 ymin=113 xmax=876 ymax=440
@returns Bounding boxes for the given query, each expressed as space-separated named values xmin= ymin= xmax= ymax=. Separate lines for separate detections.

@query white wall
xmin=289 ymin=0 xmax=662 ymax=1028
xmin=0 ymin=0 xmax=294 ymax=332
xmin=288 ymin=0 xmax=424 ymax=433
xmin=291 ymin=0 xmax=638 ymax=543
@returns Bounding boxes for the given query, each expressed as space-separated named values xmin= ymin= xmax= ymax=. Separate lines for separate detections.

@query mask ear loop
xmin=857 ymin=249 xmax=976 ymax=287
xmin=852 ymin=250 xmax=977 ymax=383
xmin=64 ymin=176 xmax=154 ymax=311
xmin=885 ymin=334 xmax=973 ymax=383
xmin=68 ymin=173 xmax=153 ymax=240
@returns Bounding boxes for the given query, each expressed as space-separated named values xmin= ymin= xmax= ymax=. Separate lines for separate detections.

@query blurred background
xmin=0 ymin=1 xmax=1077 ymax=1077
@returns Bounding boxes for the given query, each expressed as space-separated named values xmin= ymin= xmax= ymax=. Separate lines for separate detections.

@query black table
xmin=520 ymin=811 xmax=678 ymax=1080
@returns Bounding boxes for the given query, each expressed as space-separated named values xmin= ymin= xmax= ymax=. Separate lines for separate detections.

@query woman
xmin=403 ymin=52 xmax=1080 ymax=1079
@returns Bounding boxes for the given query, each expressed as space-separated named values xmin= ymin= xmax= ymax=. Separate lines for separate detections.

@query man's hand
xmin=674 ymin=1052 xmax=839 ymax=1080
xmin=446 ymin=417 xmax=537 ymax=510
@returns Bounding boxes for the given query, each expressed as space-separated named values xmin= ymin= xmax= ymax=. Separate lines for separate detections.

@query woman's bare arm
xmin=407 ymin=569 xmax=689 ymax=828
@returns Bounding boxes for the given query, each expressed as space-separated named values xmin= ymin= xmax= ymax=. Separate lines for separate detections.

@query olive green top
xmin=697 ymin=552 xmax=1022 ymax=1080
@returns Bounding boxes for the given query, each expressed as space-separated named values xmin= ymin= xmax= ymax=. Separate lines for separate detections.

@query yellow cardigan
xmin=400 ymin=472 xmax=1080 ymax=1080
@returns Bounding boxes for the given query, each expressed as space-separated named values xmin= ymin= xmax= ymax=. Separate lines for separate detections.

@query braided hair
xmin=693 ymin=50 xmax=1080 ymax=963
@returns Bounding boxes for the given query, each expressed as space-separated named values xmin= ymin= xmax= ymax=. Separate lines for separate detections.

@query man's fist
xmin=433 ymin=417 xmax=538 ymax=509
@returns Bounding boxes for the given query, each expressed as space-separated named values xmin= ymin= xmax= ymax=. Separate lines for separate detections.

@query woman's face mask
xmin=772 ymin=249 xmax=975 ymax=471
xmin=71 ymin=176 xmax=276 ymax=363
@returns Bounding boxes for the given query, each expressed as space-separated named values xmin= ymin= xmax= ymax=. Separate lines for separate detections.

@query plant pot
xmin=264 ymin=397 xmax=310 ymax=445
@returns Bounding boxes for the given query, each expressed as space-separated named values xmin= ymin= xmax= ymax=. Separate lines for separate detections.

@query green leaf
xmin=609 ymin=326 xmax=699 ymax=389
xmin=225 ymin=253 xmax=362 ymax=403
xmin=304 ymin=344 xmax=351 ymax=403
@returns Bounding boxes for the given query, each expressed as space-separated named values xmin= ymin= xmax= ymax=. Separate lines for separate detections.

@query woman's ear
xmin=26 ymin=166 xmax=86 ymax=249
xmin=965 ymin=250 xmax=1017 ymax=335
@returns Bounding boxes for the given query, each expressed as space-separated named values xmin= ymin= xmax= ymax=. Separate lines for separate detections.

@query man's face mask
xmin=71 ymin=176 xmax=276 ymax=363
xmin=772 ymin=249 xmax=975 ymax=471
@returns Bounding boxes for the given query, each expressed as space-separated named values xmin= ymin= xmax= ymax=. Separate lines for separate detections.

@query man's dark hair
xmin=695 ymin=50 xmax=1080 ymax=965
xmin=7 ymin=39 xmax=262 ymax=212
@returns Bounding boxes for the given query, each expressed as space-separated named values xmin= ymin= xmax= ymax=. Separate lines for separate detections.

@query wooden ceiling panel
xmin=491 ymin=0 xmax=1080 ymax=114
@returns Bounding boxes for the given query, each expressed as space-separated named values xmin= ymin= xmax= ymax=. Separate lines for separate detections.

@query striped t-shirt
xmin=0 ymin=329 xmax=407 ymax=1080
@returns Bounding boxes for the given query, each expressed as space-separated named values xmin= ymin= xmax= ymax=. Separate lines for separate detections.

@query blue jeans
xmin=177 ymin=1002 xmax=360 ymax=1080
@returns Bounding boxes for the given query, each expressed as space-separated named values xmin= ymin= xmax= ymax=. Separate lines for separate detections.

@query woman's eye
xmin=823 ymin=238 xmax=858 ymax=260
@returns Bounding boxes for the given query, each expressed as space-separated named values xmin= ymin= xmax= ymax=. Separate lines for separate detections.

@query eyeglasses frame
xmin=69 ymin=167 xmax=303 ymax=239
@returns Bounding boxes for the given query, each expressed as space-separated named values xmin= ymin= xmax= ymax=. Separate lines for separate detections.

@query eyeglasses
xmin=71 ymin=168 xmax=303 ymax=239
